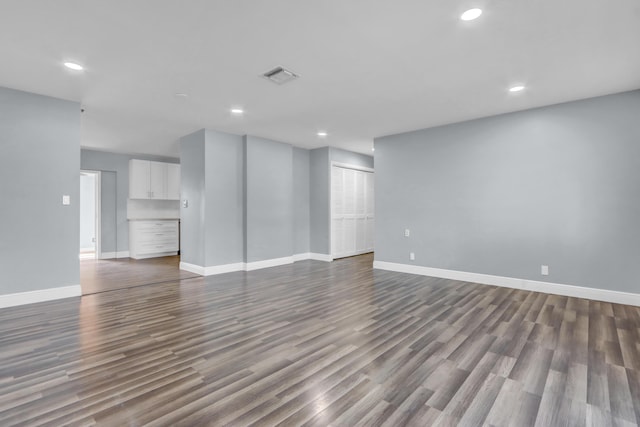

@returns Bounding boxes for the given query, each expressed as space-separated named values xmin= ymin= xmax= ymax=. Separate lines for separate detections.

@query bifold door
xmin=331 ymin=165 xmax=374 ymax=259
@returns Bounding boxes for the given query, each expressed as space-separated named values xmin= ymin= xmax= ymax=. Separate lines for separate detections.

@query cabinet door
xmin=149 ymin=161 xmax=167 ymax=199
xmin=166 ymin=163 xmax=181 ymax=200
xmin=129 ymin=160 xmax=151 ymax=199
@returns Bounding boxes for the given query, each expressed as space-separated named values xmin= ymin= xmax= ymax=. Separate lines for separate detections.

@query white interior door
xmin=79 ymin=171 xmax=101 ymax=259
xmin=331 ymin=165 xmax=374 ymax=259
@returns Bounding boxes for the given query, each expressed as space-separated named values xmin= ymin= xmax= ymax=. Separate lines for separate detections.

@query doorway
xmin=79 ymin=170 xmax=100 ymax=260
xmin=331 ymin=163 xmax=375 ymax=259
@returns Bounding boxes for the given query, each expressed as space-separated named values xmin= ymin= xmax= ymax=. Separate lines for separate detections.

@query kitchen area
xmin=79 ymin=150 xmax=198 ymax=294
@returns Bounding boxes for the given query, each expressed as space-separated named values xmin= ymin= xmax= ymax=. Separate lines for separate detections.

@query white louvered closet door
xmin=331 ymin=165 xmax=374 ymax=259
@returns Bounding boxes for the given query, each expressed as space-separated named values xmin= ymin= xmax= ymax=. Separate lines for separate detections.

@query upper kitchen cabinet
xmin=129 ymin=159 xmax=180 ymax=200
xmin=166 ymin=163 xmax=181 ymax=200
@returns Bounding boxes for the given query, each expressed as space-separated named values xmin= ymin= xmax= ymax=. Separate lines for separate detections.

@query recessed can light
xmin=64 ymin=62 xmax=84 ymax=71
xmin=372 ymin=147 xmax=375 ymax=152
xmin=460 ymin=8 xmax=482 ymax=21
xmin=317 ymin=131 xmax=328 ymax=137
xmin=509 ymin=85 xmax=526 ymax=92
xmin=231 ymin=108 xmax=244 ymax=114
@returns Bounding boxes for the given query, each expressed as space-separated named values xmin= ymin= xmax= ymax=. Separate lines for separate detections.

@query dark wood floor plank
xmin=1 ymin=253 xmax=640 ymax=426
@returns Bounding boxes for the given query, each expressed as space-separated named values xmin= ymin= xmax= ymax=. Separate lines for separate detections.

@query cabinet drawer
xmin=136 ymin=229 xmax=178 ymax=240
xmin=133 ymin=221 xmax=177 ymax=232
xmin=129 ymin=220 xmax=179 ymax=259
xmin=137 ymin=241 xmax=179 ymax=255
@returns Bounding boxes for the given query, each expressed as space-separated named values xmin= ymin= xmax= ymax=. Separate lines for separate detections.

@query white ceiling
xmin=1 ymin=0 xmax=639 ymax=157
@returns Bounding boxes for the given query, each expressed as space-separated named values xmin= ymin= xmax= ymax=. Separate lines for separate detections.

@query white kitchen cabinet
xmin=129 ymin=159 xmax=151 ymax=199
xmin=149 ymin=161 xmax=166 ymax=199
xmin=129 ymin=220 xmax=179 ymax=259
xmin=166 ymin=163 xmax=181 ymax=200
xmin=129 ymin=159 xmax=180 ymax=200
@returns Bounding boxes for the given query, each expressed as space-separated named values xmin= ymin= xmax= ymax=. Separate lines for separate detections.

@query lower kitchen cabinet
xmin=129 ymin=220 xmax=179 ymax=259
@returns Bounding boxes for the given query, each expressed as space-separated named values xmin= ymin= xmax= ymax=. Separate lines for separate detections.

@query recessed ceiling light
xmin=231 ymin=108 xmax=244 ymax=114
xmin=317 ymin=131 xmax=328 ymax=137
xmin=460 ymin=8 xmax=482 ymax=21
xmin=64 ymin=62 xmax=84 ymax=71
xmin=371 ymin=147 xmax=375 ymax=152
xmin=509 ymin=85 xmax=526 ymax=92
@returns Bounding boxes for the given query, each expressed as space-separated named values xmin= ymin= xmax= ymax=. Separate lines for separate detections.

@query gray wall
xmin=244 ymin=136 xmax=293 ymax=262
xmin=180 ymin=129 xmax=371 ymax=267
xmin=375 ymin=89 xmax=640 ymax=293
xmin=293 ymin=147 xmax=310 ymax=254
xmin=310 ymin=147 xmax=330 ymax=254
xmin=179 ymin=130 xmax=206 ymax=267
xmin=80 ymin=149 xmax=178 ymax=254
xmin=204 ymin=130 xmax=245 ymax=266
xmin=0 ymin=86 xmax=80 ymax=294
xmin=309 ymin=147 xmax=374 ymax=255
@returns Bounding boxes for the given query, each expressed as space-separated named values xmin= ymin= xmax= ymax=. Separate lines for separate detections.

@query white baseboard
xmin=293 ymin=253 xmax=333 ymax=262
xmin=180 ymin=261 xmax=246 ymax=276
xmin=0 ymin=285 xmax=82 ymax=309
xmin=178 ymin=262 xmax=205 ymax=275
xmin=204 ymin=262 xmax=246 ymax=275
xmin=309 ymin=253 xmax=333 ymax=262
xmin=180 ymin=253 xmax=334 ymax=276
xmin=131 ymin=251 xmax=177 ymax=260
xmin=373 ymin=261 xmax=640 ymax=307
xmin=293 ymin=253 xmax=311 ymax=262
xmin=100 ymin=251 xmax=130 ymax=259
xmin=245 ymin=256 xmax=294 ymax=271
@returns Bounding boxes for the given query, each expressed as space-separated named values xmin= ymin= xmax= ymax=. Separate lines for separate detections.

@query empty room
xmin=1 ymin=1 xmax=640 ymax=426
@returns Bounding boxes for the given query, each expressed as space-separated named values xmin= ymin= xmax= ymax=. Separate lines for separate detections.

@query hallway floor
xmin=80 ymin=255 xmax=199 ymax=294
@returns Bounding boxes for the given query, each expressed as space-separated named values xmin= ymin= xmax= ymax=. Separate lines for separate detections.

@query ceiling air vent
xmin=261 ymin=66 xmax=299 ymax=85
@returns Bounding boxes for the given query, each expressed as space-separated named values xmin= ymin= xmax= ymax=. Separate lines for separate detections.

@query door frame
xmin=80 ymin=170 xmax=102 ymax=260
xmin=329 ymin=162 xmax=375 ymax=260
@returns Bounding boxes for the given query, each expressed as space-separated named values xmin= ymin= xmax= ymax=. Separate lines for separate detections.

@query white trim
xmin=245 ymin=256 xmax=294 ymax=271
xmin=179 ymin=261 xmax=246 ymax=276
xmin=180 ymin=254 xmax=334 ymax=277
xmin=309 ymin=253 xmax=333 ymax=262
xmin=179 ymin=262 xmax=205 ymax=276
xmin=291 ymin=253 xmax=333 ymax=262
xmin=373 ymin=261 xmax=640 ymax=307
xmin=131 ymin=251 xmax=177 ymax=260
xmin=204 ymin=263 xmax=245 ymax=275
xmin=100 ymin=251 xmax=130 ymax=260
xmin=292 ymin=253 xmax=311 ymax=262
xmin=331 ymin=161 xmax=375 ymax=173
xmin=0 ymin=285 xmax=82 ymax=308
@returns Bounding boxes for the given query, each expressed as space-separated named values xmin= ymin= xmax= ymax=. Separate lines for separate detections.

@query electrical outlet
xmin=182 ymin=199 xmax=188 ymax=208
xmin=410 ymin=252 xmax=415 ymax=261
xmin=541 ymin=265 xmax=549 ymax=276
xmin=404 ymin=229 xmax=410 ymax=237
xmin=62 ymin=195 xmax=70 ymax=205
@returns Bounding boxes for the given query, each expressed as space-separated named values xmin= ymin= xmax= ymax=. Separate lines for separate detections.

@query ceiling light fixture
xmin=317 ymin=131 xmax=328 ymax=137
xmin=174 ymin=93 xmax=188 ymax=98
xmin=64 ymin=62 xmax=84 ymax=71
xmin=231 ymin=108 xmax=244 ymax=114
xmin=372 ymin=147 xmax=375 ymax=152
xmin=509 ymin=85 xmax=526 ymax=92
xmin=460 ymin=8 xmax=482 ymax=21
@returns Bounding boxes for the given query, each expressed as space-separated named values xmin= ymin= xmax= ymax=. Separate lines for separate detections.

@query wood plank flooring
xmin=80 ymin=255 xmax=199 ymax=295
xmin=2 ymin=253 xmax=640 ymax=426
